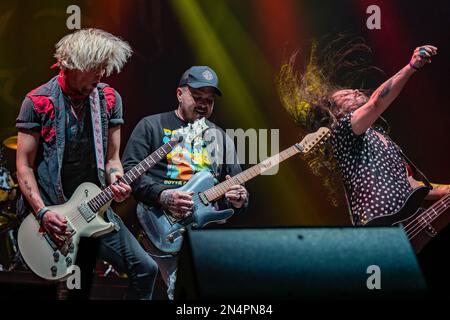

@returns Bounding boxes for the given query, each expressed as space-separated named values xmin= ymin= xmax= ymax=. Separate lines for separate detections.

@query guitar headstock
xmin=296 ymin=127 xmax=330 ymax=154
xmin=172 ymin=118 xmax=209 ymax=144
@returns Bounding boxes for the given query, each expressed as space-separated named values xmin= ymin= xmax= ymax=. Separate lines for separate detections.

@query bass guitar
xmin=365 ymin=186 xmax=450 ymax=253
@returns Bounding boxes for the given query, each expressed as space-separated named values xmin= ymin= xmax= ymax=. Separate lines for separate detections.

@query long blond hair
xmin=54 ymin=28 xmax=133 ymax=76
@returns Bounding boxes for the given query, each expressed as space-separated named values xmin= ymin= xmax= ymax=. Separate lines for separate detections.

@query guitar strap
xmin=398 ymin=149 xmax=433 ymax=189
xmin=89 ymin=87 xmax=106 ymax=188
xmin=343 ymin=185 xmax=359 ymax=226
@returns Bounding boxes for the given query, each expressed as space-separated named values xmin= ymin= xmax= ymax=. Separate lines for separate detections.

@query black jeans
xmin=69 ymin=216 xmax=158 ymax=300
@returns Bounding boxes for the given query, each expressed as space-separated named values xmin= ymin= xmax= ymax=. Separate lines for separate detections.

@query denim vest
xmin=17 ymin=76 xmax=120 ymax=228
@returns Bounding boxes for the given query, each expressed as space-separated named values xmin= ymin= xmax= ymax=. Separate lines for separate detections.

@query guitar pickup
xmin=198 ymin=192 xmax=209 ymax=205
xmin=78 ymin=202 xmax=96 ymax=222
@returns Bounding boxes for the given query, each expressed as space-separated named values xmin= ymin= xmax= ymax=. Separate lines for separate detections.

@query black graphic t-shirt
xmin=122 ymin=111 xmax=244 ymax=209
xmin=331 ymin=112 xmax=413 ymax=225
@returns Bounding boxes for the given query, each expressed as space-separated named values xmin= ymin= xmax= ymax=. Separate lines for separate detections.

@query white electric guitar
xmin=18 ymin=118 xmax=208 ymax=281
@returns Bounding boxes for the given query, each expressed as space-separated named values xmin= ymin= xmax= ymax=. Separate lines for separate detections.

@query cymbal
xmin=3 ymin=135 xmax=17 ymax=150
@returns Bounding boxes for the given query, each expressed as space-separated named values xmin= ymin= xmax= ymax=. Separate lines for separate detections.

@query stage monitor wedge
xmin=175 ymin=226 xmax=427 ymax=300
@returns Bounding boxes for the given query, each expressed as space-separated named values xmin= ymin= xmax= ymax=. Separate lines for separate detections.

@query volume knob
xmin=51 ymin=266 xmax=57 ymax=277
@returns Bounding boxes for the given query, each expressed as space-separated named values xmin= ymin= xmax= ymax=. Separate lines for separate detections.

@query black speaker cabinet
xmin=175 ymin=226 xmax=427 ymax=300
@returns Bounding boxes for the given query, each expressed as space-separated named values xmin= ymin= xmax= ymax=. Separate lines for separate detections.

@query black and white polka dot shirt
xmin=331 ymin=112 xmax=413 ymax=226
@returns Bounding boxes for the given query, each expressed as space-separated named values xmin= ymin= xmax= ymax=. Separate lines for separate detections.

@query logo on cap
xmin=202 ymin=70 xmax=214 ymax=81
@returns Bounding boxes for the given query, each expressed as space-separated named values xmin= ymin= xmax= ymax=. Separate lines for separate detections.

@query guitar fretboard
xmin=203 ymin=145 xmax=301 ymax=202
xmin=405 ymin=193 xmax=450 ymax=236
xmin=88 ymin=139 xmax=179 ymax=212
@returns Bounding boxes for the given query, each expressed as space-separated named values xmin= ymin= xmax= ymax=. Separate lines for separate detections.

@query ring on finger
xmin=419 ymin=48 xmax=426 ymax=57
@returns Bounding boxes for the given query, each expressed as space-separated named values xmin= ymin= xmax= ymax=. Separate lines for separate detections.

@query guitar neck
xmin=88 ymin=139 xmax=179 ymax=211
xmin=203 ymin=144 xmax=302 ymax=202
xmin=408 ymin=193 xmax=450 ymax=234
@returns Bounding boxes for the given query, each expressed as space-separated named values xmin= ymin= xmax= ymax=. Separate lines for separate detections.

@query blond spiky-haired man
xmin=16 ymin=28 xmax=158 ymax=299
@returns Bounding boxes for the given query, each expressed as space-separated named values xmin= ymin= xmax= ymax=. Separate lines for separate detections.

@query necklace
xmin=65 ymin=95 xmax=86 ymax=121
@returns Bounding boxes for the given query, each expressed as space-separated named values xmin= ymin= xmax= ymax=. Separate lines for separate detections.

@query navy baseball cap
xmin=179 ymin=66 xmax=222 ymax=96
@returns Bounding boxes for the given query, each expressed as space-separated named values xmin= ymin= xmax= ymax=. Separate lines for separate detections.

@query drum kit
xmin=0 ymin=135 xmax=23 ymax=271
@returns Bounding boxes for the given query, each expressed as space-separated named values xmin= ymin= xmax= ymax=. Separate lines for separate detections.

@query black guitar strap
xmin=374 ymin=117 xmax=432 ymax=189
xmin=343 ymin=185 xmax=359 ymax=226
xmin=398 ymin=149 xmax=433 ymax=189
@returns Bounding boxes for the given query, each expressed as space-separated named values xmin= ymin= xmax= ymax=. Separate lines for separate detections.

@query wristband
xmin=36 ymin=206 xmax=50 ymax=222
xmin=409 ymin=61 xmax=420 ymax=71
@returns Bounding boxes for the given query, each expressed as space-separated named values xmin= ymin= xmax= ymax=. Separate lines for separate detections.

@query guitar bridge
xmin=43 ymin=233 xmax=59 ymax=251
xmin=163 ymin=210 xmax=180 ymax=225
xmin=43 ymin=222 xmax=76 ymax=255
xmin=163 ymin=210 xmax=194 ymax=226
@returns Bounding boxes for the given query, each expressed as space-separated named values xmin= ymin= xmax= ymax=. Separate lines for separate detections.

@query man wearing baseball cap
xmin=178 ymin=65 xmax=222 ymax=96
xmin=122 ymin=66 xmax=248 ymax=299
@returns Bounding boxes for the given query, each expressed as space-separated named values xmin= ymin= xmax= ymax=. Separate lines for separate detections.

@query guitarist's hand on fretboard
xmin=109 ymin=172 xmax=132 ymax=203
xmin=224 ymin=175 xmax=248 ymax=209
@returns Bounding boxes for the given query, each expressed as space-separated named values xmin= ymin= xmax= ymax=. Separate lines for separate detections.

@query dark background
xmin=0 ymin=0 xmax=448 ymax=229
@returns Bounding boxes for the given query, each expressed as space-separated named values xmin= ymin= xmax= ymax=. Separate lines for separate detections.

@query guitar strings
xmin=403 ymin=193 xmax=449 ymax=233
xmin=64 ymin=136 xmax=317 ymax=231
xmin=402 ymin=193 xmax=450 ymax=240
xmin=67 ymin=144 xmax=177 ymax=227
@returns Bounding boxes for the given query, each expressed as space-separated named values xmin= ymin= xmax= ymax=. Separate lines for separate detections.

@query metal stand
xmin=6 ymin=228 xmax=27 ymax=271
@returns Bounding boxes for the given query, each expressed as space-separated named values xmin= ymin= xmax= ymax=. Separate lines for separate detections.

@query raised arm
xmin=351 ymin=45 xmax=437 ymax=135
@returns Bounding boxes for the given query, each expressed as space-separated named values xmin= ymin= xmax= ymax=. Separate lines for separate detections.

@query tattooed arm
xmin=106 ymin=126 xmax=124 ymax=184
xmin=158 ymin=189 xmax=194 ymax=219
xmin=16 ymin=130 xmax=69 ymax=242
xmin=16 ymin=130 xmax=45 ymax=214
xmin=106 ymin=125 xmax=131 ymax=203
xmin=351 ymin=45 xmax=437 ymax=135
